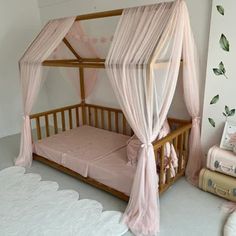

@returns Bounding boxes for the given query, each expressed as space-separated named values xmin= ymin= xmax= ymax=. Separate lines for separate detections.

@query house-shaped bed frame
xmin=28 ymin=9 xmax=192 ymax=202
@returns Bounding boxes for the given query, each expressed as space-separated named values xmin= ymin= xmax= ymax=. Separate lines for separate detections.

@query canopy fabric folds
xmin=15 ymin=17 xmax=75 ymax=167
xmin=50 ymin=21 xmax=101 ymax=98
xmin=15 ymin=1 xmax=202 ymax=235
xmin=105 ymin=0 xmax=201 ymax=235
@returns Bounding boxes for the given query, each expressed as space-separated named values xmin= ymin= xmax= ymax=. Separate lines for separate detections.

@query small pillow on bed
xmin=126 ymin=119 xmax=172 ymax=166
xmin=126 ymin=135 xmax=142 ymax=166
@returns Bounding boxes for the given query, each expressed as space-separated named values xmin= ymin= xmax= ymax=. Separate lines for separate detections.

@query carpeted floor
xmin=0 ymin=133 xmax=229 ymax=236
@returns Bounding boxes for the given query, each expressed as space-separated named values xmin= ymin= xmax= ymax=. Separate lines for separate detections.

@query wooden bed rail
xmin=30 ymin=103 xmax=132 ymax=140
xmin=155 ymin=122 xmax=192 ymax=193
xmin=30 ymin=103 xmax=192 ymax=200
xmin=84 ymin=103 xmax=132 ymax=136
xmin=30 ymin=103 xmax=83 ymax=140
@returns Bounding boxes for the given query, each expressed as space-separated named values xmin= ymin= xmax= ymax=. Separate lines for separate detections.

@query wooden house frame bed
xmin=30 ymin=9 xmax=192 ymax=202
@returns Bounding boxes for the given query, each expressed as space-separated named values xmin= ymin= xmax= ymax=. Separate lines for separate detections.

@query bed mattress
xmin=34 ymin=125 xmax=130 ymax=177
xmin=88 ymin=147 xmax=136 ymax=196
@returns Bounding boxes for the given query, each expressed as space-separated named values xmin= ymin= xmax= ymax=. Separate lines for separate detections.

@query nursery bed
xmin=31 ymin=103 xmax=192 ymax=201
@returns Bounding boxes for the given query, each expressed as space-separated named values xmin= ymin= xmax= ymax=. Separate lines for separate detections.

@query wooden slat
xmin=95 ymin=108 xmax=98 ymax=127
xmin=45 ymin=115 xmax=50 ymax=137
xmin=159 ymin=146 xmax=165 ymax=191
xmin=75 ymin=9 xmax=123 ymax=21
xmin=183 ymin=130 xmax=190 ymax=168
xmin=173 ymin=137 xmax=178 ymax=172
xmin=88 ymin=107 xmax=92 ymax=125
xmin=36 ymin=117 xmax=42 ymax=140
xmin=173 ymin=137 xmax=178 ymax=150
xmin=115 ymin=111 xmax=119 ymax=133
xmin=61 ymin=111 xmax=66 ymax=131
xmin=53 ymin=113 xmax=58 ymax=134
xmin=108 ymin=111 xmax=112 ymax=131
xmin=166 ymin=158 xmax=171 ymax=184
xmin=76 ymin=107 xmax=80 ymax=127
xmin=63 ymin=38 xmax=81 ymax=60
xmin=69 ymin=109 xmax=73 ymax=129
xmin=101 ymin=109 xmax=105 ymax=129
xmin=178 ymin=133 xmax=184 ymax=173
xmin=122 ymin=115 xmax=126 ymax=135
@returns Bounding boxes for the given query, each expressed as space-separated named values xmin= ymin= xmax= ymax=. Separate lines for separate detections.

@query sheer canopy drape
xmin=15 ymin=1 xmax=202 ymax=235
xmin=106 ymin=0 xmax=201 ymax=235
xmin=182 ymin=2 xmax=203 ymax=185
xmin=50 ymin=21 xmax=101 ymax=99
xmin=15 ymin=17 xmax=75 ymax=167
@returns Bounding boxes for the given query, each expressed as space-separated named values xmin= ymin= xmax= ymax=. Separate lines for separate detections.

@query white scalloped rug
xmin=0 ymin=166 xmax=128 ymax=236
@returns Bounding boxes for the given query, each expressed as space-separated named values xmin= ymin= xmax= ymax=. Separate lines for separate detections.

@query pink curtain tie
xmin=192 ymin=116 xmax=201 ymax=125
xmin=22 ymin=115 xmax=30 ymax=121
xmin=141 ymin=143 xmax=153 ymax=148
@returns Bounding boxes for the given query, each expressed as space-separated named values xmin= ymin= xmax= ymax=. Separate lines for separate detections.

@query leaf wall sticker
xmin=208 ymin=118 xmax=216 ymax=127
xmin=216 ymin=5 xmax=224 ymax=15
xmin=223 ymin=105 xmax=236 ymax=117
xmin=210 ymin=95 xmax=219 ymax=104
xmin=212 ymin=61 xmax=228 ymax=79
xmin=220 ymin=34 xmax=230 ymax=51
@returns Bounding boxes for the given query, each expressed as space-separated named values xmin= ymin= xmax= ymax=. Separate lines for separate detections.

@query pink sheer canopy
xmin=50 ymin=21 xmax=101 ymax=98
xmin=106 ymin=0 xmax=201 ymax=235
xmin=15 ymin=1 xmax=202 ymax=235
xmin=15 ymin=17 xmax=75 ymax=167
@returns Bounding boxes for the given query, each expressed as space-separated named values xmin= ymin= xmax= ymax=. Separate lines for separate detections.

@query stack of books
xmin=199 ymin=146 xmax=236 ymax=202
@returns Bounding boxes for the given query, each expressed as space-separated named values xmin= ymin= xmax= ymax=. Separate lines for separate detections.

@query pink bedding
xmin=34 ymin=125 xmax=130 ymax=177
xmin=34 ymin=125 xmax=179 ymax=196
xmin=88 ymin=147 xmax=136 ymax=196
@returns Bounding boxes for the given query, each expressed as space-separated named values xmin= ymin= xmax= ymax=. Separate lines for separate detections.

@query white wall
xmin=0 ymin=0 xmax=50 ymax=138
xmin=37 ymin=0 xmax=212 ymax=121
xmin=202 ymin=0 xmax=236 ymax=153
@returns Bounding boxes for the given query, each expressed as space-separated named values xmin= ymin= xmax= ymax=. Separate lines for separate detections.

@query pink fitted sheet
xmin=88 ymin=147 xmax=136 ymax=196
xmin=33 ymin=125 xmax=130 ymax=177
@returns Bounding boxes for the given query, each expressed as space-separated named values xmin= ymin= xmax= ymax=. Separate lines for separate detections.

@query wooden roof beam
xmin=75 ymin=9 xmax=123 ymax=21
xmin=81 ymin=58 xmax=105 ymax=63
xmin=42 ymin=60 xmax=105 ymax=68
xmin=63 ymin=38 xmax=82 ymax=60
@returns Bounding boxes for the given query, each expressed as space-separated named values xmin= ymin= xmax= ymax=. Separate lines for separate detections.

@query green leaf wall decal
xmin=213 ymin=68 xmax=222 ymax=75
xmin=229 ymin=109 xmax=236 ymax=116
xmin=210 ymin=95 xmax=219 ymax=104
xmin=219 ymin=62 xmax=225 ymax=73
xmin=216 ymin=5 xmax=224 ymax=15
xmin=220 ymin=34 xmax=230 ymax=51
xmin=213 ymin=61 xmax=228 ymax=79
xmin=225 ymin=105 xmax=230 ymax=114
xmin=223 ymin=106 xmax=236 ymax=117
xmin=208 ymin=118 xmax=216 ymax=127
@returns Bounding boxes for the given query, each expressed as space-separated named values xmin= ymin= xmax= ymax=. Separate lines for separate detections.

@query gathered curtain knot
xmin=192 ymin=116 xmax=201 ymax=124
xmin=141 ymin=142 xmax=153 ymax=148
xmin=22 ymin=115 xmax=29 ymax=121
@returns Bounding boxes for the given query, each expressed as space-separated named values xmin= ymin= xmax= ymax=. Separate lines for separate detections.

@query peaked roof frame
xmin=43 ymin=9 xmax=123 ymax=69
